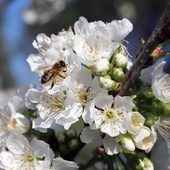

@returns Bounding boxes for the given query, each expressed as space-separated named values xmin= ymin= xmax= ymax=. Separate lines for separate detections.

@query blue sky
xmin=1 ymin=0 xmax=40 ymax=89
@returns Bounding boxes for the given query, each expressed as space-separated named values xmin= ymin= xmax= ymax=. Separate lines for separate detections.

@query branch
xmin=118 ymin=3 xmax=170 ymax=96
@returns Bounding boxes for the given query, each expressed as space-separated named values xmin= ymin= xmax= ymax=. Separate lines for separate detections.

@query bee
xmin=41 ymin=60 xmax=67 ymax=89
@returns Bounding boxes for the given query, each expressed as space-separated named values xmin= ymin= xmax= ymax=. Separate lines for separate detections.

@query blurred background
xmin=0 ymin=0 xmax=170 ymax=169
xmin=0 ymin=0 xmax=169 ymax=99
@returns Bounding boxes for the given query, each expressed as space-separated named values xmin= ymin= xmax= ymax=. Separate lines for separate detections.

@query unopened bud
xmin=113 ymin=53 xmax=128 ymax=69
xmin=57 ymin=133 xmax=65 ymax=143
xmin=69 ymin=139 xmax=79 ymax=150
xmin=145 ymin=114 xmax=158 ymax=127
xmin=99 ymin=76 xmax=117 ymax=90
xmin=66 ymin=129 xmax=77 ymax=139
xmin=142 ymin=87 xmax=154 ymax=98
xmin=111 ymin=67 xmax=125 ymax=82
xmin=151 ymin=48 xmax=163 ymax=58
xmin=93 ymin=58 xmax=110 ymax=76
xmin=139 ymin=158 xmax=154 ymax=170
xmin=120 ymin=134 xmax=135 ymax=152
xmin=162 ymin=103 xmax=170 ymax=117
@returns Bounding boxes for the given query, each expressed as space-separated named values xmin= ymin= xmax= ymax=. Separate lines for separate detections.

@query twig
xmin=118 ymin=3 xmax=170 ymax=96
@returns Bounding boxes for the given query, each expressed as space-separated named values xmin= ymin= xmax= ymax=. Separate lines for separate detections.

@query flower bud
xmin=99 ymin=76 xmax=117 ymax=90
xmin=66 ymin=129 xmax=77 ymax=139
xmin=162 ymin=103 xmax=170 ymax=117
xmin=111 ymin=67 xmax=125 ymax=82
xmin=69 ymin=139 xmax=79 ymax=150
xmin=145 ymin=114 xmax=158 ymax=127
xmin=138 ymin=158 xmax=154 ymax=170
xmin=120 ymin=134 xmax=135 ymax=152
xmin=57 ymin=133 xmax=65 ymax=143
xmin=151 ymin=48 xmax=163 ymax=58
xmin=113 ymin=53 xmax=128 ymax=69
xmin=141 ymin=86 xmax=154 ymax=98
xmin=93 ymin=58 xmax=110 ymax=76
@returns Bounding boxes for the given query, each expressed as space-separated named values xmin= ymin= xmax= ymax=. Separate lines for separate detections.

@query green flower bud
xmin=57 ymin=133 xmax=65 ymax=143
xmin=162 ymin=103 xmax=170 ymax=117
xmin=111 ymin=67 xmax=125 ymax=82
xmin=120 ymin=134 xmax=135 ymax=152
xmin=139 ymin=158 xmax=154 ymax=170
xmin=142 ymin=88 xmax=155 ymax=98
xmin=144 ymin=114 xmax=158 ymax=127
xmin=66 ymin=129 xmax=77 ymax=139
xmin=69 ymin=139 xmax=79 ymax=150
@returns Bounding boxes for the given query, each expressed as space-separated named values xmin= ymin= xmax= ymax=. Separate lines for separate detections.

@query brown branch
xmin=118 ymin=3 xmax=170 ymax=96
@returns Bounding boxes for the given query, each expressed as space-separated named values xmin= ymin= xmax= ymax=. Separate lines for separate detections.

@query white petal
xmin=6 ymin=133 xmax=31 ymax=154
xmin=52 ymin=157 xmax=79 ymax=170
xmin=103 ymin=136 xmax=120 ymax=155
xmin=140 ymin=66 xmax=152 ymax=85
xmin=114 ymin=95 xmax=135 ymax=111
xmin=80 ymin=127 xmax=102 ymax=145
xmin=28 ymin=88 xmax=42 ymax=103
xmin=132 ymin=126 xmax=151 ymax=142
xmin=27 ymin=53 xmax=45 ymax=72
xmin=31 ymin=137 xmax=54 ymax=158
xmin=107 ymin=18 xmax=133 ymax=41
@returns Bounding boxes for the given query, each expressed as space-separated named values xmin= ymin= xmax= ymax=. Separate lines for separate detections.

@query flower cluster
xmin=1 ymin=16 xmax=170 ymax=170
xmin=0 ymin=84 xmax=78 ymax=169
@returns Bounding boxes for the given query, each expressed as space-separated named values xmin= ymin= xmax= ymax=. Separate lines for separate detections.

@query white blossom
xmin=0 ymin=133 xmax=54 ymax=170
xmin=0 ymin=102 xmax=30 ymax=149
xmin=154 ymin=117 xmax=170 ymax=140
xmin=28 ymin=88 xmax=81 ymax=132
xmin=152 ymin=61 xmax=170 ymax=103
xmin=132 ymin=126 xmax=157 ymax=153
xmin=128 ymin=111 xmax=145 ymax=135
xmin=27 ymin=33 xmax=81 ymax=94
xmin=90 ymin=95 xmax=134 ymax=137
xmin=32 ymin=33 xmax=51 ymax=54
xmin=67 ymin=67 xmax=108 ymax=124
xmin=73 ymin=17 xmax=125 ymax=66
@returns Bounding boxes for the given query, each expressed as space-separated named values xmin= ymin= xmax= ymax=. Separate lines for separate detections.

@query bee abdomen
xmin=41 ymin=75 xmax=49 ymax=84
xmin=41 ymin=71 xmax=54 ymax=84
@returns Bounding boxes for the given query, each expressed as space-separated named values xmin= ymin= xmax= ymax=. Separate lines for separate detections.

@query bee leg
xmin=59 ymin=72 xmax=66 ymax=78
xmin=50 ymin=77 xmax=56 ymax=89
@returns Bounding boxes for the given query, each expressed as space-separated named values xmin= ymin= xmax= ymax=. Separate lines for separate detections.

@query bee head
xmin=60 ymin=60 xmax=66 ymax=67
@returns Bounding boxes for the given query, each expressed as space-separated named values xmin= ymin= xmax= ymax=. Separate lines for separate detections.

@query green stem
xmin=108 ymin=156 xmax=114 ymax=170
xmin=114 ymin=156 xmax=122 ymax=170
xmin=139 ymin=104 xmax=161 ymax=111
xmin=116 ymin=154 xmax=127 ymax=169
